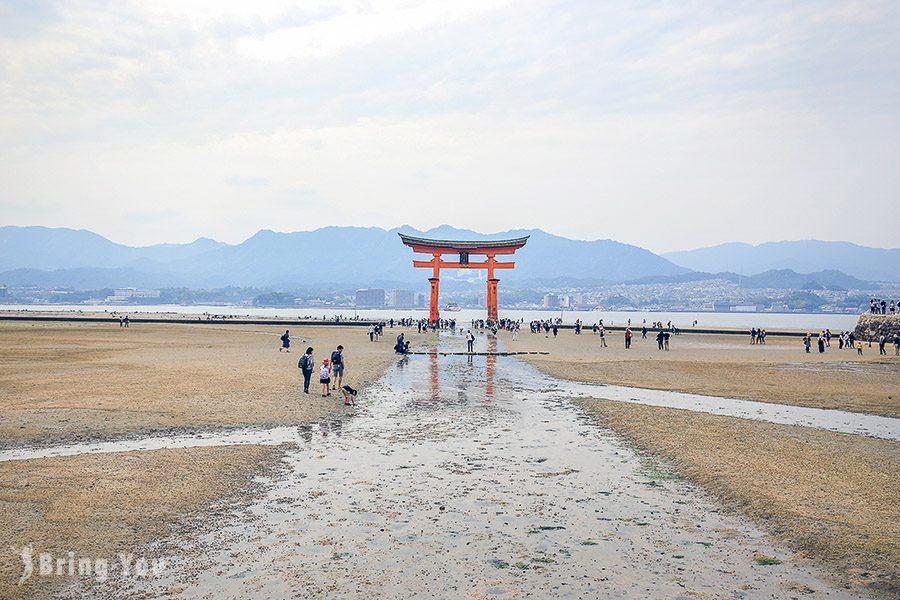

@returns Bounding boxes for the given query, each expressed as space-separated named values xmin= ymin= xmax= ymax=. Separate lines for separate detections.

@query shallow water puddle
xmin=548 ymin=379 xmax=900 ymax=441
xmin=83 ymin=334 xmax=860 ymax=598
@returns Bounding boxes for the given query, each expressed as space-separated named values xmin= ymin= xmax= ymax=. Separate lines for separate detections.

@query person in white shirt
xmin=319 ymin=359 xmax=332 ymax=396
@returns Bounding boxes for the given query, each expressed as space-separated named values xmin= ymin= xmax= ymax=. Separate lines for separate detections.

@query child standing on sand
xmin=320 ymin=358 xmax=332 ymax=396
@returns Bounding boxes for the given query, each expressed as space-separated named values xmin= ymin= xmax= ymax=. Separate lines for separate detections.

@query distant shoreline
xmin=0 ymin=310 xmax=855 ymax=337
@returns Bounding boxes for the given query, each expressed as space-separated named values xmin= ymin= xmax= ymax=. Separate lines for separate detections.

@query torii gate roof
xmin=398 ymin=233 xmax=529 ymax=255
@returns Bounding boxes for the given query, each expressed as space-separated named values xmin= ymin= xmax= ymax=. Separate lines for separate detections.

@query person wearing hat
xmin=319 ymin=358 xmax=332 ymax=397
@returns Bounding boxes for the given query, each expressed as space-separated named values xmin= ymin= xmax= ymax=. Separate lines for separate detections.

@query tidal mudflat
xmin=508 ymin=331 xmax=900 ymax=597
xmin=77 ymin=336 xmax=861 ymax=599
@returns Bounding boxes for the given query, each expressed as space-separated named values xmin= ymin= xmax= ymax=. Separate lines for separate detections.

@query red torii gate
xmin=399 ymin=233 xmax=529 ymax=324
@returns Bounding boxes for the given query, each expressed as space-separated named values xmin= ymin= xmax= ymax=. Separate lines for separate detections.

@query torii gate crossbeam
xmin=399 ymin=233 xmax=529 ymax=324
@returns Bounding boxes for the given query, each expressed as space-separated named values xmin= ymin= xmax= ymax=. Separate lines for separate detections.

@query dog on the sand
xmin=341 ymin=385 xmax=358 ymax=406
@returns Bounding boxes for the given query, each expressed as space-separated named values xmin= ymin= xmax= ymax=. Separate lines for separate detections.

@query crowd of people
xmin=869 ymin=298 xmax=897 ymax=315
xmin=800 ymin=328 xmax=900 ymax=355
xmin=281 ymin=309 xmax=899 ymax=410
xmin=458 ymin=316 xmax=676 ymax=351
xmin=749 ymin=328 xmax=767 ymax=344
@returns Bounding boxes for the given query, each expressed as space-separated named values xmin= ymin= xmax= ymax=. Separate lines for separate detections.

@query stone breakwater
xmin=854 ymin=313 xmax=900 ymax=340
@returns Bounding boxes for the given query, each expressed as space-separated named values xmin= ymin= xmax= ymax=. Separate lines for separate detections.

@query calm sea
xmin=0 ymin=304 xmax=860 ymax=332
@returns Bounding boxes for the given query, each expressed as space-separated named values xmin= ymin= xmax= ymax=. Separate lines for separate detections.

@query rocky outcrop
xmin=854 ymin=313 xmax=900 ymax=341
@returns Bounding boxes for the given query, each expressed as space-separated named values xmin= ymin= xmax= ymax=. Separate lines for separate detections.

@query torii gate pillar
xmin=487 ymin=278 xmax=499 ymax=322
xmin=428 ymin=277 xmax=440 ymax=323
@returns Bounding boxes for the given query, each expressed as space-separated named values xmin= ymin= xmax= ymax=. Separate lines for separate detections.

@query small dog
xmin=341 ymin=385 xmax=358 ymax=406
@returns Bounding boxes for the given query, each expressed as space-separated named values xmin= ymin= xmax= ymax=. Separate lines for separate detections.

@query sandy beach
xmin=1 ymin=320 xmax=897 ymax=598
xmin=503 ymin=328 xmax=900 ymax=596
xmin=0 ymin=321 xmax=421 ymax=447
xmin=0 ymin=320 xmax=420 ymax=599
xmin=504 ymin=329 xmax=899 ymax=417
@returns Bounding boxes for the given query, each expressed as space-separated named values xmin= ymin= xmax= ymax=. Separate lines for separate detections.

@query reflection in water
xmin=485 ymin=335 xmax=497 ymax=399
xmin=429 ymin=350 xmax=439 ymax=402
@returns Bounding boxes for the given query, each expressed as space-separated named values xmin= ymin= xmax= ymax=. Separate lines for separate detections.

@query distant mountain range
xmin=0 ymin=225 xmax=686 ymax=290
xmin=0 ymin=226 xmax=894 ymax=290
xmin=664 ymin=241 xmax=900 ymax=282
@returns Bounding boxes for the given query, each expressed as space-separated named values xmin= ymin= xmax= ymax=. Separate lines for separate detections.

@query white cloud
xmin=0 ymin=0 xmax=898 ymax=251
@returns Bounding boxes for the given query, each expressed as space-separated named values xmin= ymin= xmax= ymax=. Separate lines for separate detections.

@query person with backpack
xmin=280 ymin=330 xmax=291 ymax=352
xmin=330 ymin=345 xmax=345 ymax=390
xmin=466 ymin=330 xmax=475 ymax=353
xmin=298 ymin=347 xmax=314 ymax=393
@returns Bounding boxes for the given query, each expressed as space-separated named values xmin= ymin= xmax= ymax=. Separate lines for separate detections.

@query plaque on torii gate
xmin=398 ymin=233 xmax=529 ymax=324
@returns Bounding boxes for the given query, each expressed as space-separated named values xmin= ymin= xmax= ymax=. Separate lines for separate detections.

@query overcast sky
xmin=1 ymin=0 xmax=898 ymax=253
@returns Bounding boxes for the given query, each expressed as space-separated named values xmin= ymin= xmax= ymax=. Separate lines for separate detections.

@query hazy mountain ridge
xmin=0 ymin=226 xmax=891 ymax=290
xmin=0 ymin=225 xmax=686 ymax=289
xmin=0 ymin=226 xmax=227 ymax=272
xmin=664 ymin=240 xmax=900 ymax=282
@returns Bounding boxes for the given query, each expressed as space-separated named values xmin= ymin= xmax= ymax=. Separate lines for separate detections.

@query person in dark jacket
xmin=330 ymin=345 xmax=345 ymax=390
xmin=298 ymin=347 xmax=314 ymax=393
xmin=280 ymin=330 xmax=291 ymax=352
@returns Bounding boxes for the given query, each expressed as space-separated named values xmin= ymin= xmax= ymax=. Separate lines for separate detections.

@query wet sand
xmin=0 ymin=321 xmax=417 ymax=599
xmin=504 ymin=330 xmax=899 ymax=417
xmin=79 ymin=337 xmax=860 ymax=599
xmin=0 ymin=444 xmax=279 ymax=599
xmin=576 ymin=399 xmax=900 ymax=597
xmin=1 ymin=323 xmax=895 ymax=597
xmin=502 ymin=330 xmax=900 ymax=597
xmin=0 ymin=321 xmax=419 ymax=447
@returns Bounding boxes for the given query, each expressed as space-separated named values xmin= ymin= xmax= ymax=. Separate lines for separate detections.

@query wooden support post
xmin=487 ymin=278 xmax=499 ymax=323
xmin=428 ymin=277 xmax=440 ymax=324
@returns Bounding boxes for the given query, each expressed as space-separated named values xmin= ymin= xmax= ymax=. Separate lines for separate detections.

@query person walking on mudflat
xmin=298 ymin=347 xmax=314 ymax=394
xmin=466 ymin=330 xmax=475 ymax=353
xmin=280 ymin=330 xmax=291 ymax=352
xmin=330 ymin=345 xmax=345 ymax=390
xmin=624 ymin=327 xmax=632 ymax=349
